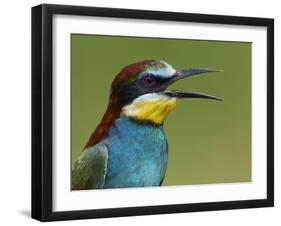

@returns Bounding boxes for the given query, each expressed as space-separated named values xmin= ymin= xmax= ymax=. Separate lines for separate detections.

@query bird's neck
xmin=122 ymin=93 xmax=178 ymax=125
xmin=84 ymin=93 xmax=178 ymax=149
xmin=84 ymin=98 xmax=122 ymax=149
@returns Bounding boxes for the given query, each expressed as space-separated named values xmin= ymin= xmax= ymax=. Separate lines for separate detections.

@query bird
xmin=72 ymin=60 xmax=222 ymax=190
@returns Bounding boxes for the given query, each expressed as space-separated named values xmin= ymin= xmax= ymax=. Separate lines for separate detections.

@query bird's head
xmin=85 ymin=60 xmax=222 ymax=148
xmin=110 ymin=60 xmax=222 ymax=125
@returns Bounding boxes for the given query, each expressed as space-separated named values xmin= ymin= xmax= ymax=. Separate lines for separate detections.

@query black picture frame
xmin=32 ymin=3 xmax=274 ymax=222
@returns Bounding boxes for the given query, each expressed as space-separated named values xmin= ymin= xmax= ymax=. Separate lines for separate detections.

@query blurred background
xmin=71 ymin=34 xmax=251 ymax=186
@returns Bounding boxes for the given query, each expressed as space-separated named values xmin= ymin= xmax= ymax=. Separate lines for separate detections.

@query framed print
xmin=31 ymin=4 xmax=274 ymax=221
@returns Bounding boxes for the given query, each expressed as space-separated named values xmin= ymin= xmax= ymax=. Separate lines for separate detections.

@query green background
xmin=71 ymin=34 xmax=252 ymax=186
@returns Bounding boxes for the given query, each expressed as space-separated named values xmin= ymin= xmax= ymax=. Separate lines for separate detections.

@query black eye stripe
xmin=143 ymin=75 xmax=155 ymax=84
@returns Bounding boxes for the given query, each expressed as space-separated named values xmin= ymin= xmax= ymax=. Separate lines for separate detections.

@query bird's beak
xmin=162 ymin=90 xmax=223 ymax=101
xmin=158 ymin=68 xmax=223 ymax=101
xmin=173 ymin=68 xmax=223 ymax=82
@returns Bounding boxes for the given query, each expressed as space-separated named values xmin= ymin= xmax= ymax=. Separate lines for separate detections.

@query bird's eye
xmin=143 ymin=75 xmax=155 ymax=85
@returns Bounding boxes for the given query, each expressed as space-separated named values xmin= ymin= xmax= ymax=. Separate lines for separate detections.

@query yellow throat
xmin=122 ymin=93 xmax=179 ymax=125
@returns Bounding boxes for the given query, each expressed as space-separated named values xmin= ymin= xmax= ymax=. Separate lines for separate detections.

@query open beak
xmin=162 ymin=90 xmax=223 ymax=101
xmin=159 ymin=68 xmax=223 ymax=101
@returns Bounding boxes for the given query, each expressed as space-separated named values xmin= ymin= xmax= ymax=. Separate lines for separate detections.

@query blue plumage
xmin=72 ymin=60 xmax=221 ymax=190
xmin=104 ymin=116 xmax=168 ymax=188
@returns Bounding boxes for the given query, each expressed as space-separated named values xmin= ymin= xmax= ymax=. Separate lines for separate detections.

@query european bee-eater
xmin=72 ymin=60 xmax=222 ymax=190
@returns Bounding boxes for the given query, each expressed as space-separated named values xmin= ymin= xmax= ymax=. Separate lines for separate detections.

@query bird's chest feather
xmin=104 ymin=117 xmax=168 ymax=188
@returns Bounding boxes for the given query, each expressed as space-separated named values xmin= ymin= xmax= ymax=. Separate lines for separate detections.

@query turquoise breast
xmin=103 ymin=116 xmax=168 ymax=188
